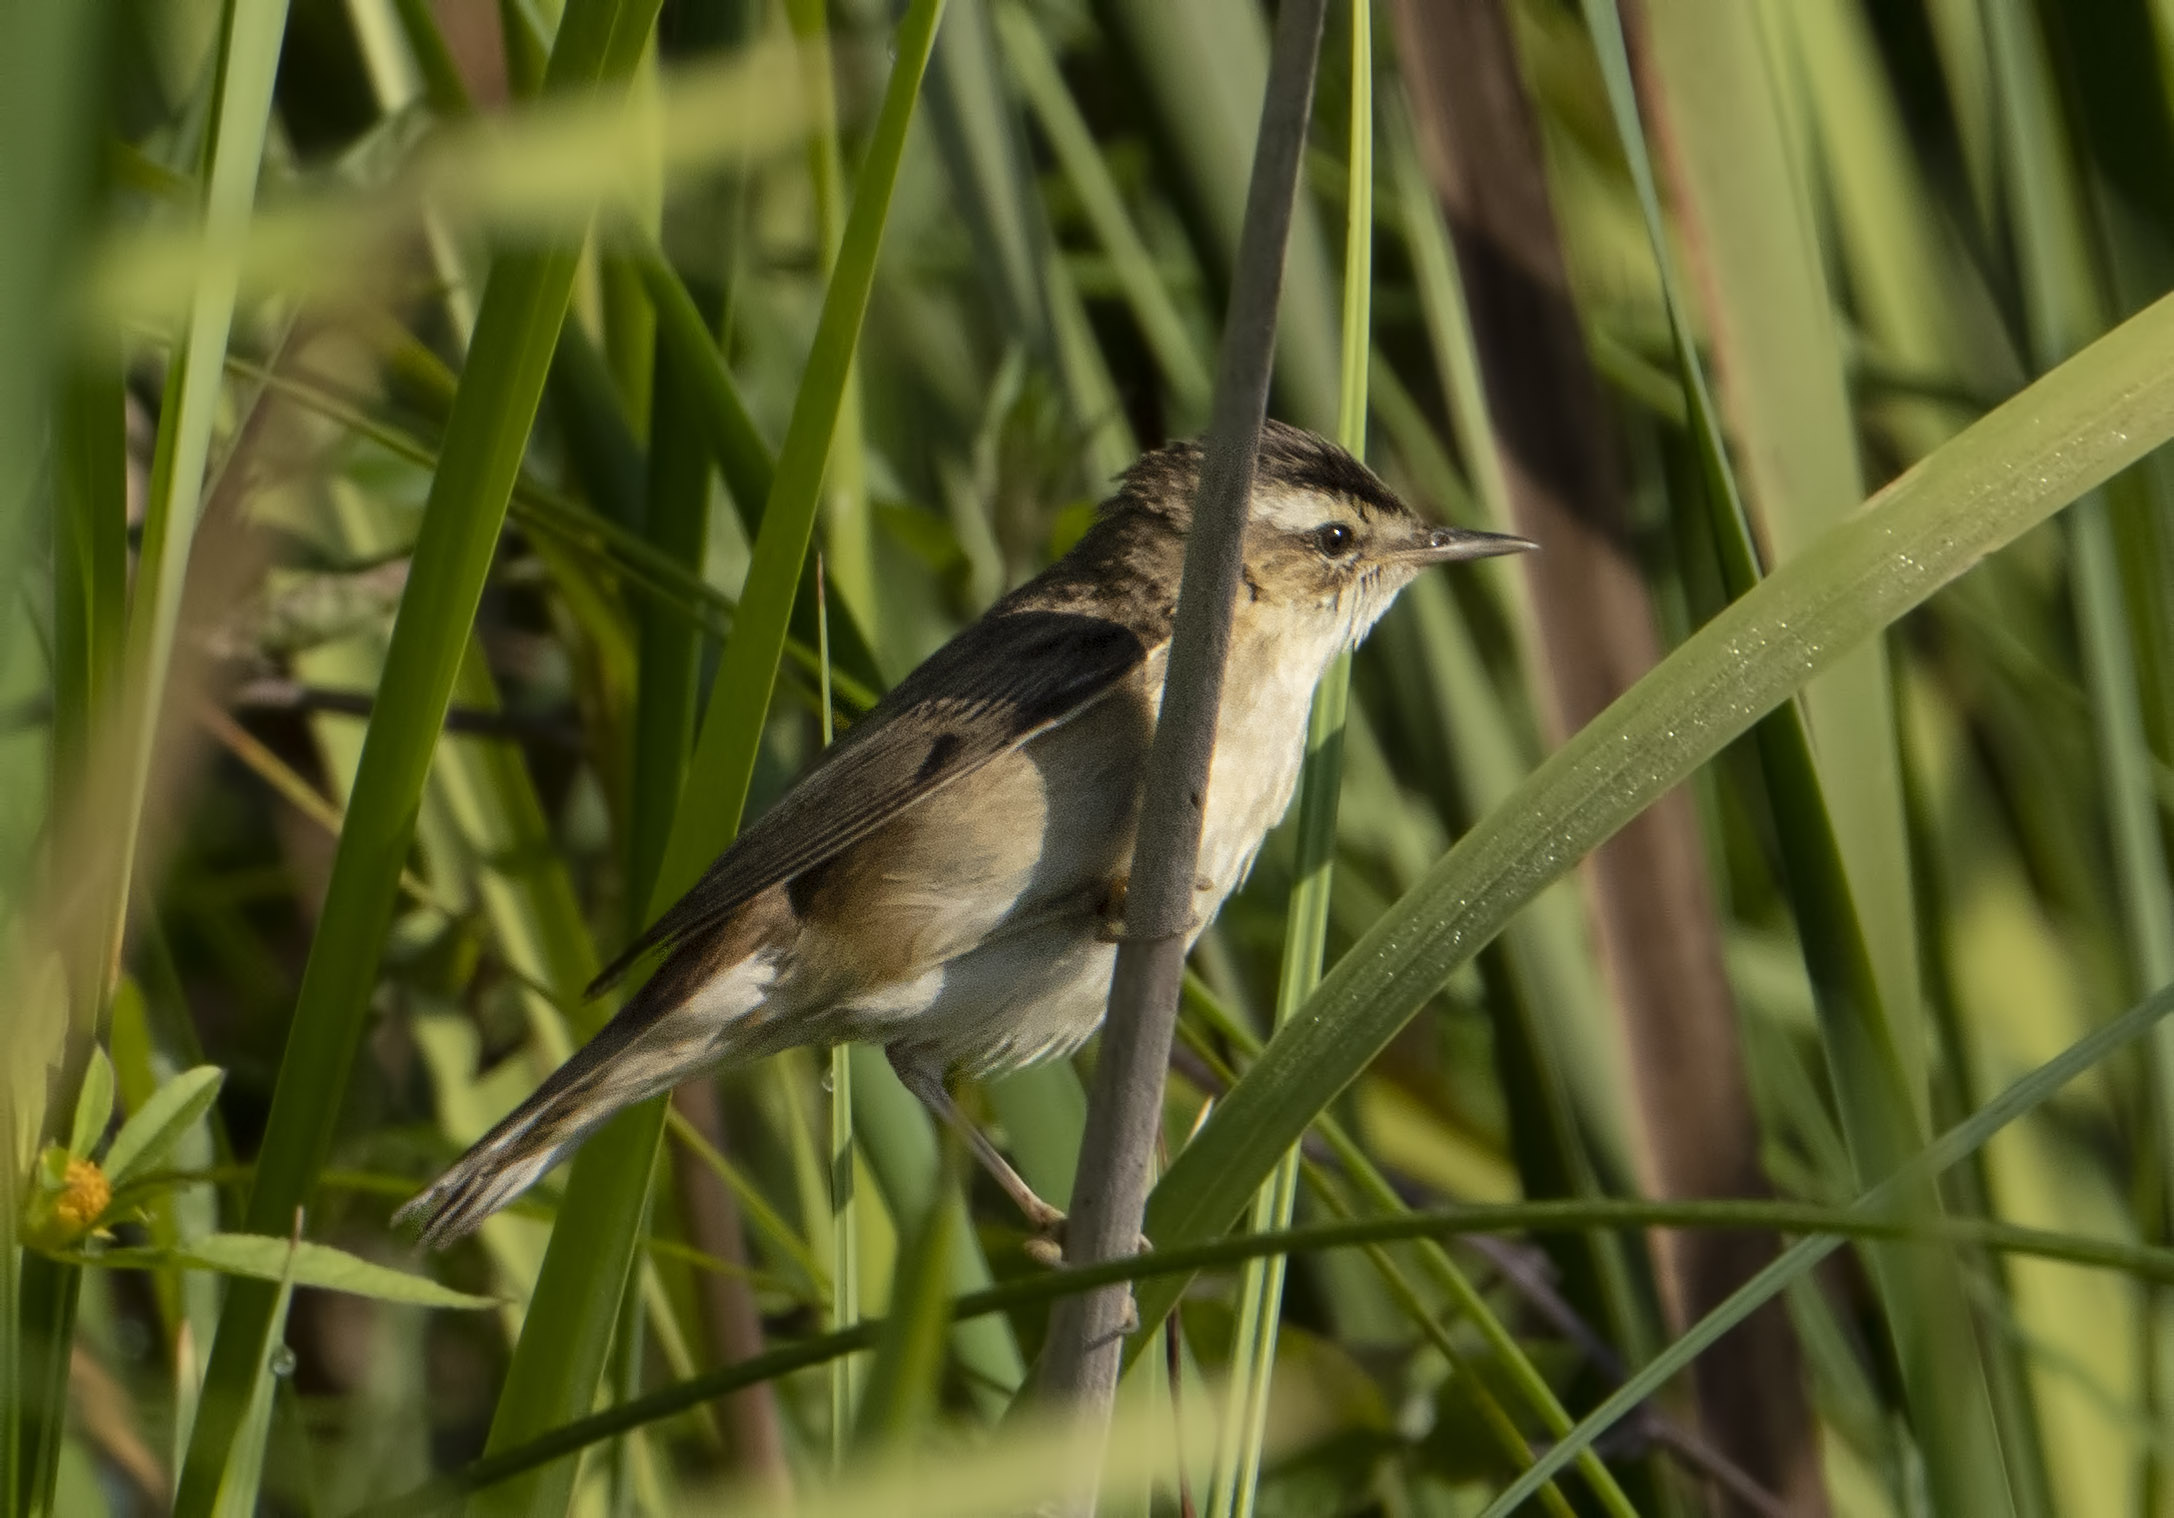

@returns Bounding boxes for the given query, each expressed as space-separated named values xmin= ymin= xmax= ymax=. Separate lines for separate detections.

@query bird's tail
xmin=396 ymin=957 xmax=753 ymax=1248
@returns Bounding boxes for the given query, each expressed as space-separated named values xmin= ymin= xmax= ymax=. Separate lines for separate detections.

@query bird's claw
xmin=1024 ymin=1216 xmax=1152 ymax=1335
xmin=1021 ymin=1209 xmax=1156 ymax=1278
xmin=1093 ymin=870 xmax=1209 ymax=943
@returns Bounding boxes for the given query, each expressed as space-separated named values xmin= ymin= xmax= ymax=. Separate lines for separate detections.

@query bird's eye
xmin=1313 ymin=522 xmax=1355 ymax=556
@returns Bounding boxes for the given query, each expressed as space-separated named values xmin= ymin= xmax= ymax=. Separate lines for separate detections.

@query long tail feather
xmin=397 ymin=952 xmax=755 ymax=1247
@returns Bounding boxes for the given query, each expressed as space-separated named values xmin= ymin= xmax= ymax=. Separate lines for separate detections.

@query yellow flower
xmin=49 ymin=1158 xmax=110 ymax=1237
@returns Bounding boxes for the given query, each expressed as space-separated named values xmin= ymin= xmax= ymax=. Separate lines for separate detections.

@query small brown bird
xmin=398 ymin=422 xmax=1531 ymax=1248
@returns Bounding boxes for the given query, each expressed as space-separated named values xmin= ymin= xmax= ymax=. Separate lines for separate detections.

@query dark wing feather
xmin=588 ymin=607 xmax=1162 ymax=996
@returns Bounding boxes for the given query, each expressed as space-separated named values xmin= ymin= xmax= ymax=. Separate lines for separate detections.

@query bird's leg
xmin=884 ymin=1047 xmax=1069 ymax=1258
xmin=886 ymin=1049 xmax=1148 ymax=1327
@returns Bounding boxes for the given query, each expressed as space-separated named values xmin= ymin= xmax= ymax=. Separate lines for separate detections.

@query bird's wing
xmin=588 ymin=607 xmax=1164 ymax=996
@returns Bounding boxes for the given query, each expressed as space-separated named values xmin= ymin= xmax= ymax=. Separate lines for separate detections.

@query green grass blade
xmin=1131 ymin=286 xmax=2174 ymax=1334
xmin=38 ymin=0 xmax=290 ymax=1504
xmin=50 ymin=359 xmax=129 ymax=816
xmin=1384 ymin=107 xmax=1509 ymax=531
xmin=659 ymin=0 xmax=947 ymax=916
xmin=168 ymin=0 xmax=665 ymax=1507
xmin=472 ymin=8 xmax=947 ymax=1508
xmin=630 ymin=295 xmax=717 ymax=924
xmin=208 ymin=1221 xmax=301 ymax=1518
xmin=1982 ymin=0 xmax=2174 ymax=1483
xmin=631 ymin=233 xmax=890 ymax=702
xmin=1982 ymin=0 xmax=2174 ymax=1070
xmin=849 ymin=1164 xmax=955 ymax=1452
xmin=1625 ymin=0 xmax=1925 ymax=1107
xmin=1781 ymin=0 xmax=2003 ymax=465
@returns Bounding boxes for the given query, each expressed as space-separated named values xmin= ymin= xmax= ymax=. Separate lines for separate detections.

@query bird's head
xmin=1117 ymin=420 xmax=1534 ymax=649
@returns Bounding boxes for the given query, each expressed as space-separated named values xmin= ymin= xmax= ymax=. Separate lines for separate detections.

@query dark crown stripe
xmin=1111 ymin=419 xmax=1409 ymax=524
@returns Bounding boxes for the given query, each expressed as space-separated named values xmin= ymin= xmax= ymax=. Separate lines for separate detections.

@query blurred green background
xmin=8 ymin=0 xmax=2174 ymax=1512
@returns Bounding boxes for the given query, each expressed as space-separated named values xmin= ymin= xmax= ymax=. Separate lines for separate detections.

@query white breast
xmin=1189 ymin=616 xmax=1347 ymax=917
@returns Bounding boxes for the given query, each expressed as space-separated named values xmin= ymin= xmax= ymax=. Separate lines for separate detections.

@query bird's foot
xmin=1094 ymin=872 xmax=1212 ymax=943
xmin=1023 ymin=1215 xmax=1147 ymax=1332
xmin=1022 ymin=1201 xmax=1070 ymax=1268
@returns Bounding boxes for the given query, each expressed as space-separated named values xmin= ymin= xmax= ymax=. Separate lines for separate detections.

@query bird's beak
xmin=1395 ymin=525 xmax=1539 ymax=565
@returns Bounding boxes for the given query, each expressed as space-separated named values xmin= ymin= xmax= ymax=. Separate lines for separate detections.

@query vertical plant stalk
xmin=1207 ymin=8 xmax=1368 ymax=1515
xmin=473 ymin=7 xmax=947 ymax=1511
xmin=1391 ymin=0 xmax=1825 ymax=1508
xmin=818 ymin=562 xmax=863 ymax=1465
xmin=1035 ymin=0 xmax=1327 ymax=1503
xmin=168 ymin=0 xmax=664 ymax=1508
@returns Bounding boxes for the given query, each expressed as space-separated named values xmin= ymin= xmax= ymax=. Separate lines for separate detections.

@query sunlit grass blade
xmin=475 ymin=6 xmax=948 ymax=1508
xmin=1132 ymin=285 xmax=2174 ymax=1333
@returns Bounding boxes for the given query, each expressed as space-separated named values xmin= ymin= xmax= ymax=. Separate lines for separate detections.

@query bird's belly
xmin=876 ymin=920 xmax=1120 ymax=1076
